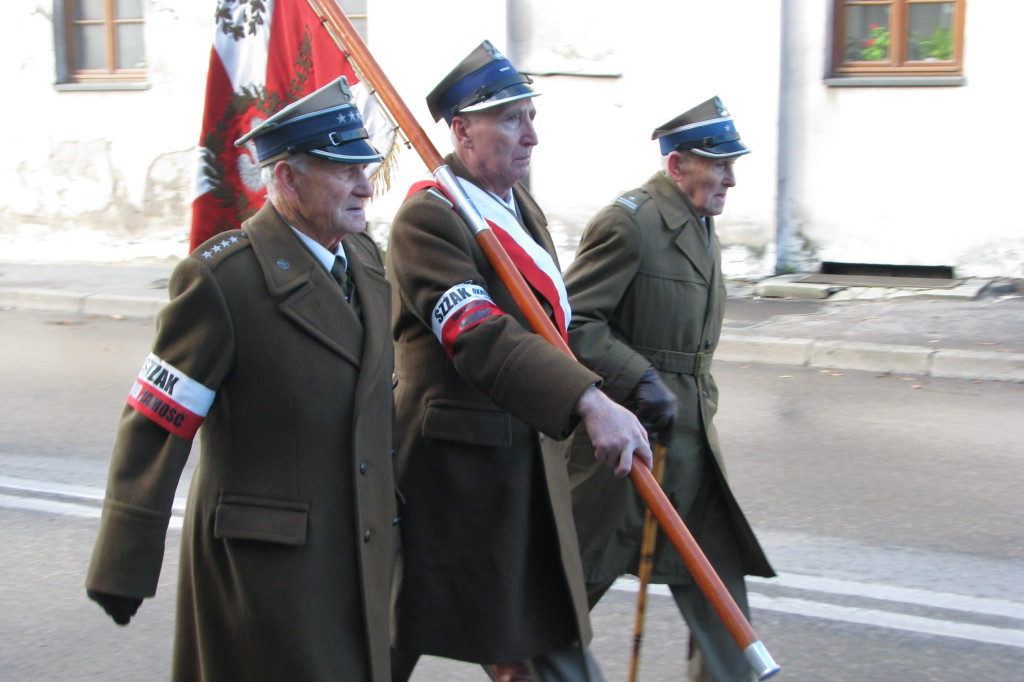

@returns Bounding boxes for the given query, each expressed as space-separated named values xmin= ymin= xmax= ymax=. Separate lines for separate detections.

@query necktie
xmin=330 ymin=256 xmax=354 ymax=302
xmin=330 ymin=256 xmax=362 ymax=322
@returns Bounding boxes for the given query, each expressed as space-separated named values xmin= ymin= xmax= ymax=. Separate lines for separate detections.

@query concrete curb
xmin=717 ymin=333 xmax=1024 ymax=382
xmin=0 ymin=289 xmax=166 ymax=318
xmin=752 ymin=275 xmax=995 ymax=302
xmin=929 ymin=348 xmax=1024 ymax=383
xmin=5 ymin=287 xmax=1023 ymax=383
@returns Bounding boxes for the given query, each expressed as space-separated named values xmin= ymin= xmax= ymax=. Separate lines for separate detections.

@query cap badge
xmin=484 ymin=41 xmax=504 ymax=60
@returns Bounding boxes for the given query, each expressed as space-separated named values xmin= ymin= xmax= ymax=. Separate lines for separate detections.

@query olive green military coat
xmin=86 ymin=203 xmax=398 ymax=681
xmin=386 ymin=155 xmax=600 ymax=664
xmin=563 ymin=172 xmax=773 ymax=584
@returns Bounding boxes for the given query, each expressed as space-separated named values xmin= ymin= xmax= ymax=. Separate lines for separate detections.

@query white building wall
xmin=788 ymin=0 xmax=1024 ymax=277
xmin=370 ymin=0 xmax=782 ymax=275
xmin=3 ymin=1 xmax=210 ymax=259
xmin=360 ymin=0 xmax=509 ymax=249
xmin=521 ymin=0 xmax=782 ymax=274
xmin=2 ymin=1 xmax=1021 ymax=278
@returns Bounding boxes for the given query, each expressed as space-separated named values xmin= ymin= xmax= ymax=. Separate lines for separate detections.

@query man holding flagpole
xmin=386 ymin=41 xmax=652 ymax=682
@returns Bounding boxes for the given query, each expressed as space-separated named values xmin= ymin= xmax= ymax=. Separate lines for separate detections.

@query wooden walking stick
xmin=628 ymin=442 xmax=667 ymax=682
xmin=305 ymin=3 xmax=779 ymax=678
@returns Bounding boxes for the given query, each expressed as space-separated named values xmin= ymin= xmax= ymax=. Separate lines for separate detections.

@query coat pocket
xmin=423 ymin=398 xmax=512 ymax=448
xmin=214 ymin=495 xmax=310 ymax=546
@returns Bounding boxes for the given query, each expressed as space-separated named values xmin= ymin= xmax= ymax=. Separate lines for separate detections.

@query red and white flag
xmin=190 ymin=0 xmax=395 ymax=252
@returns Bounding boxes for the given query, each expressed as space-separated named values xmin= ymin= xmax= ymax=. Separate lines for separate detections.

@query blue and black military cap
xmin=652 ymin=97 xmax=750 ymax=159
xmin=235 ymin=76 xmax=383 ymax=166
xmin=426 ymin=40 xmax=540 ymax=125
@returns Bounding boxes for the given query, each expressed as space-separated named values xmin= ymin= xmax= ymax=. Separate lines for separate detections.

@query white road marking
xmin=4 ymin=475 xmax=1023 ymax=649
xmin=611 ymin=573 xmax=1024 ymax=649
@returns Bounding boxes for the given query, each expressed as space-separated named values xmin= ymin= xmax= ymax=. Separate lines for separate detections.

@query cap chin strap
xmin=673 ymin=130 xmax=741 ymax=152
xmin=286 ymin=127 xmax=370 ymax=156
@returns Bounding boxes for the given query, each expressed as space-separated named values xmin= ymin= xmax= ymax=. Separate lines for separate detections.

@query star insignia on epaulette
xmin=202 ymin=234 xmax=242 ymax=260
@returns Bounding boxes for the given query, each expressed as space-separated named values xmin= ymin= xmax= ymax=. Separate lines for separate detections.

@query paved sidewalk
xmin=2 ymin=261 xmax=1023 ymax=382
xmin=0 ymin=261 xmax=172 ymax=319
xmin=721 ymin=277 xmax=1024 ymax=382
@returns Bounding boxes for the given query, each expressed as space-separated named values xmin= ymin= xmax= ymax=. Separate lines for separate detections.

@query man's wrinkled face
xmin=456 ymin=99 xmax=538 ymax=197
xmin=292 ymin=158 xmax=374 ymax=249
xmin=674 ymin=153 xmax=738 ymax=217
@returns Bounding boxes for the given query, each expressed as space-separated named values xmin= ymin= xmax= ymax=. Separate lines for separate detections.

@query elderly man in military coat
xmin=85 ymin=78 xmax=398 ymax=681
xmin=562 ymin=97 xmax=775 ymax=682
xmin=386 ymin=41 xmax=651 ymax=682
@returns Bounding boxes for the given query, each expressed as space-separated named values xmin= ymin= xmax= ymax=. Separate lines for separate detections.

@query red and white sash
xmin=408 ymin=179 xmax=571 ymax=344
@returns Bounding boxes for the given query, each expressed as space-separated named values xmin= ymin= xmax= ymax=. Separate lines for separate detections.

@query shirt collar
xmin=289 ymin=226 xmax=347 ymax=272
xmin=487 ymin=189 xmax=518 ymax=217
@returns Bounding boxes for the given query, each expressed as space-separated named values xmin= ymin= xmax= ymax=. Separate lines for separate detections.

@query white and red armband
xmin=126 ymin=353 xmax=216 ymax=440
xmin=431 ymin=283 xmax=504 ymax=357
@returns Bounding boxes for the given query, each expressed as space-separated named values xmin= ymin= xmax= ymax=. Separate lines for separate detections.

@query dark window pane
xmin=74 ymin=0 xmax=106 ymax=21
xmin=116 ymin=24 xmax=146 ymax=69
xmin=845 ymin=4 xmax=891 ymax=62
xmin=74 ymin=24 xmax=107 ymax=70
xmin=908 ymin=2 xmax=954 ymax=61
xmin=116 ymin=0 xmax=143 ymax=20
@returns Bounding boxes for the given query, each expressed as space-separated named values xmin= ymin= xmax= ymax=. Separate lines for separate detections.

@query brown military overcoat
xmin=86 ymin=202 xmax=398 ymax=681
xmin=563 ymin=172 xmax=774 ymax=584
xmin=386 ymin=155 xmax=600 ymax=664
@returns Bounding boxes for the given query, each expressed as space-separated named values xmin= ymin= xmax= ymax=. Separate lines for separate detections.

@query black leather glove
xmin=626 ymin=367 xmax=677 ymax=447
xmin=87 ymin=589 xmax=143 ymax=626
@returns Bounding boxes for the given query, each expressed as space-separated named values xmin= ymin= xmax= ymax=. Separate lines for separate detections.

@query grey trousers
xmin=587 ymin=474 xmax=755 ymax=682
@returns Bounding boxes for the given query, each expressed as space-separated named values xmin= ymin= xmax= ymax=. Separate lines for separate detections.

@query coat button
xmin=704 ymin=339 xmax=712 ymax=349
xmin=702 ymin=390 xmax=708 ymax=398
xmin=359 ymin=462 xmax=368 ymax=474
xmin=363 ymin=530 xmax=371 ymax=543
xmin=393 ymin=516 xmax=400 ymax=526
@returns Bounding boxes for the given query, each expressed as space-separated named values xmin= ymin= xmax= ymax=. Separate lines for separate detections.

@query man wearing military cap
xmin=562 ymin=97 xmax=775 ymax=682
xmin=387 ymin=41 xmax=651 ymax=682
xmin=86 ymin=77 xmax=398 ymax=681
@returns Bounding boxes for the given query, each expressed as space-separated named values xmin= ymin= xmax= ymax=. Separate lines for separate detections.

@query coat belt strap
xmin=634 ymin=346 xmax=713 ymax=376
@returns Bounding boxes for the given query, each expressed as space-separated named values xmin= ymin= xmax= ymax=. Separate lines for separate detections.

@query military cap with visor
xmin=235 ymin=76 xmax=383 ymax=167
xmin=652 ymin=96 xmax=750 ymax=159
xmin=426 ymin=40 xmax=540 ymax=125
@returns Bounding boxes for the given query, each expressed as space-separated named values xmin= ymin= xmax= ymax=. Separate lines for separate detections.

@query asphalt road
xmin=1 ymin=308 xmax=1022 ymax=681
